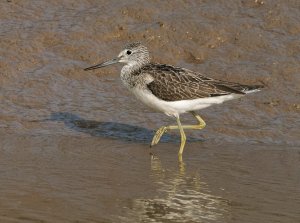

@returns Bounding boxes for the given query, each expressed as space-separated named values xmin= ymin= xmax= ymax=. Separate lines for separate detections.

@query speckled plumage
xmin=116 ymin=42 xmax=263 ymax=103
xmin=84 ymin=42 xmax=264 ymax=158
xmin=138 ymin=63 xmax=262 ymax=101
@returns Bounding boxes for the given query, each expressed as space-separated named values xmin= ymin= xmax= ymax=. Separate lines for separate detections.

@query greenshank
xmin=84 ymin=42 xmax=263 ymax=159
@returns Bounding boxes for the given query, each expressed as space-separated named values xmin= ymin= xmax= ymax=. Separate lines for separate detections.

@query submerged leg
xmin=176 ymin=116 xmax=186 ymax=156
xmin=151 ymin=111 xmax=206 ymax=147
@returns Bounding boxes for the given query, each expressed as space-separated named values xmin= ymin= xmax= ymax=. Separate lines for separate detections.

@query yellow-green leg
xmin=150 ymin=111 xmax=206 ymax=155
xmin=176 ymin=116 xmax=186 ymax=156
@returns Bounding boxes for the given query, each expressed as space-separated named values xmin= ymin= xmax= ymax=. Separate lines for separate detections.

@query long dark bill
xmin=84 ymin=58 xmax=119 ymax=71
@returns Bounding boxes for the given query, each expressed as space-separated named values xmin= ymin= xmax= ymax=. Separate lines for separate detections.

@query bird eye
xmin=126 ymin=50 xmax=132 ymax=55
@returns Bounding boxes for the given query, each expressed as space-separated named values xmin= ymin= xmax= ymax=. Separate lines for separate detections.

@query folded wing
xmin=144 ymin=64 xmax=261 ymax=101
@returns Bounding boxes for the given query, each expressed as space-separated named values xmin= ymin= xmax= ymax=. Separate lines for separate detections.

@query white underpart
xmin=131 ymin=88 xmax=244 ymax=117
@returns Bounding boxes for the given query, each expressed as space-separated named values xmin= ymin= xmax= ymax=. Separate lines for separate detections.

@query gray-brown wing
xmin=144 ymin=64 xmax=245 ymax=101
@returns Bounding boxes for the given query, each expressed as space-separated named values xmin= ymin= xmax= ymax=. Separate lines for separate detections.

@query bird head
xmin=84 ymin=42 xmax=150 ymax=71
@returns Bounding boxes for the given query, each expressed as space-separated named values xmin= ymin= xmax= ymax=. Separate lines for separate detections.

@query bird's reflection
xmin=128 ymin=155 xmax=229 ymax=222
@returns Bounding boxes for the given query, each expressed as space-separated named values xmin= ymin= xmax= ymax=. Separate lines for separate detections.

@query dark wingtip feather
xmin=215 ymin=84 xmax=246 ymax=95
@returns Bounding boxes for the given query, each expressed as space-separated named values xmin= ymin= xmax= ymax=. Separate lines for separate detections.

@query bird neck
xmin=120 ymin=61 xmax=149 ymax=89
xmin=121 ymin=61 xmax=147 ymax=76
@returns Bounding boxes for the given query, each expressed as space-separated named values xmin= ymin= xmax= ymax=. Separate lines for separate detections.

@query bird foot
xmin=150 ymin=126 xmax=168 ymax=147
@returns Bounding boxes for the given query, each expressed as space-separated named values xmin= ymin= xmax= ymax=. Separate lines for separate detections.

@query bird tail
xmin=243 ymin=85 xmax=264 ymax=94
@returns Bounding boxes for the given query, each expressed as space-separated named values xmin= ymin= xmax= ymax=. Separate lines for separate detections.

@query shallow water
xmin=1 ymin=0 xmax=300 ymax=222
